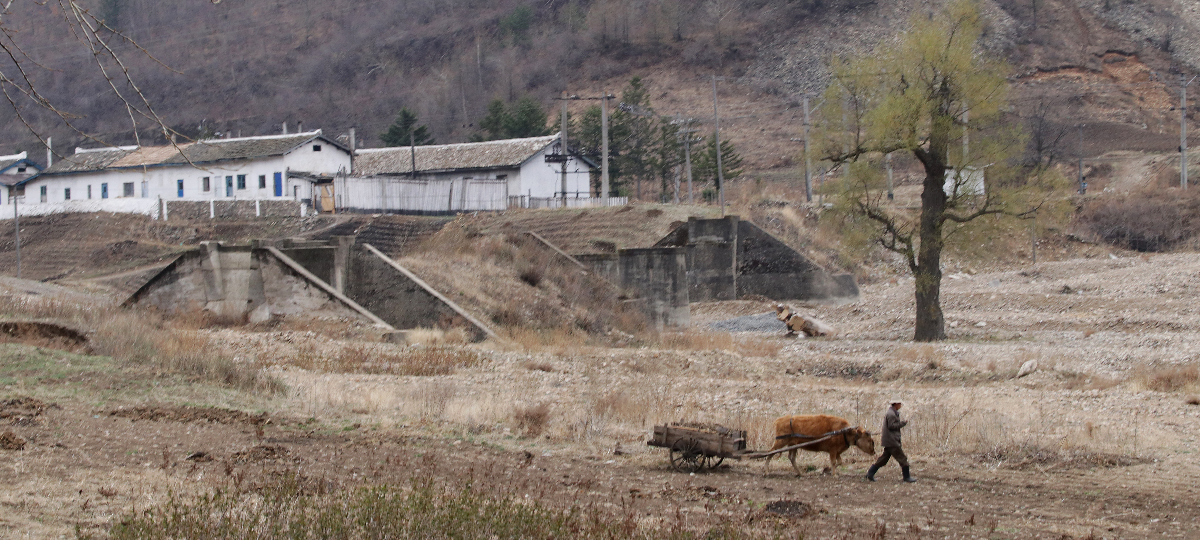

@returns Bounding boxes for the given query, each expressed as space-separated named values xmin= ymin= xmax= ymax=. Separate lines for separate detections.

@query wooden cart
xmin=648 ymin=422 xmax=857 ymax=473
xmin=647 ymin=423 xmax=750 ymax=472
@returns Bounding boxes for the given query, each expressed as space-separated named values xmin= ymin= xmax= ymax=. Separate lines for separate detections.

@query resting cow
xmin=775 ymin=304 xmax=836 ymax=337
xmin=764 ymin=414 xmax=875 ymax=475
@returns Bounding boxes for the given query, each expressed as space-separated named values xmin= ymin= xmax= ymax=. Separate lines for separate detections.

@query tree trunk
xmin=913 ymin=98 xmax=952 ymax=342
xmin=913 ymin=172 xmax=946 ymax=341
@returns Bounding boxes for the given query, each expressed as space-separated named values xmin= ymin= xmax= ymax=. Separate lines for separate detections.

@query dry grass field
xmin=1 ymin=240 xmax=1199 ymax=538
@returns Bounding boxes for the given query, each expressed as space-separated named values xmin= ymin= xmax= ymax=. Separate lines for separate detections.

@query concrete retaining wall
xmin=617 ymin=247 xmax=689 ymax=330
xmin=127 ymin=242 xmax=371 ymax=324
xmin=346 ymin=244 xmax=493 ymax=341
xmin=166 ymin=200 xmax=306 ymax=220
xmin=654 ymin=216 xmax=858 ymax=303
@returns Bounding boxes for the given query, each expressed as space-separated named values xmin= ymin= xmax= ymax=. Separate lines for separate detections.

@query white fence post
xmin=255 ymin=199 xmax=261 ymax=217
xmin=209 ymin=200 xmax=215 ymax=219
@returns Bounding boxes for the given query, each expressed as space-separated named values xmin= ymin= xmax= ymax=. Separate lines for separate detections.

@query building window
xmin=123 ymin=182 xmax=134 ymax=197
xmin=237 ymin=174 xmax=246 ymax=190
xmin=40 ymin=185 xmax=47 ymax=203
xmin=64 ymin=188 xmax=71 ymax=200
xmin=225 ymin=176 xmax=233 ymax=197
xmin=177 ymin=179 xmax=184 ymax=198
xmin=87 ymin=185 xmax=92 ymax=199
xmin=101 ymin=183 xmax=108 ymax=199
xmin=203 ymin=177 xmax=210 ymax=191
xmin=312 ymin=144 xmax=322 ymax=152
xmin=17 ymin=166 xmax=25 ymax=173
xmin=258 ymin=175 xmax=266 ymax=189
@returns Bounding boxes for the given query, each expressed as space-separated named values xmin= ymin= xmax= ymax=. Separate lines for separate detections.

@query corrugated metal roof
xmin=41 ymin=131 xmax=338 ymax=174
xmin=353 ymin=135 xmax=559 ymax=176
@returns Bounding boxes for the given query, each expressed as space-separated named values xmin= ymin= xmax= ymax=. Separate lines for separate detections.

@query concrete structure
xmin=653 ymin=216 xmax=858 ymax=303
xmin=342 ymin=134 xmax=605 ymax=213
xmin=125 ymin=237 xmax=496 ymax=341
xmin=13 ymin=131 xmax=349 ymax=219
xmin=575 ymin=247 xmax=690 ymax=330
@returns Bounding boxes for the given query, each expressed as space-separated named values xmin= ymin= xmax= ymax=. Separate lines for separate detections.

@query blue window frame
xmin=101 ymin=183 xmax=108 ymax=199
xmin=177 ymin=179 xmax=184 ymax=198
xmin=236 ymin=174 xmax=246 ymax=190
xmin=225 ymin=176 xmax=233 ymax=197
xmin=273 ymin=172 xmax=283 ymax=197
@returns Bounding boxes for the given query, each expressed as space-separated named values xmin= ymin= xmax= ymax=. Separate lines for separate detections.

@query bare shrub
xmin=513 ymin=402 xmax=551 ymax=437
xmin=1057 ymin=370 xmax=1120 ymax=391
xmin=1185 ymin=396 xmax=1199 ymax=406
xmin=1134 ymin=364 xmax=1200 ymax=392
xmin=1078 ymin=188 xmax=1200 ymax=251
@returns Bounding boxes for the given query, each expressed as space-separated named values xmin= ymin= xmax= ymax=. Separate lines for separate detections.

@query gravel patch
xmin=710 ymin=312 xmax=786 ymax=333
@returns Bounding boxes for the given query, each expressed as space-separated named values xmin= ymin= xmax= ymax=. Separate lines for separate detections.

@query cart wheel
xmin=706 ymin=456 xmax=725 ymax=469
xmin=669 ymin=438 xmax=704 ymax=473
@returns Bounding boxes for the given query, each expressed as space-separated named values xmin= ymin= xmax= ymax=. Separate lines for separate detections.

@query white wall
xmin=0 ymin=198 xmax=159 ymax=220
xmin=336 ymin=176 xmax=507 ymax=212
xmin=516 ymin=147 xmax=592 ymax=198
xmin=24 ymin=147 xmax=350 ymax=206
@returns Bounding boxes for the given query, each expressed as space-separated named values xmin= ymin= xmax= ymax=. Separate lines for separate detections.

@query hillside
xmin=1 ymin=0 xmax=1198 ymax=176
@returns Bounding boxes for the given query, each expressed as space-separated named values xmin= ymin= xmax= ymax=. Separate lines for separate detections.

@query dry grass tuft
xmin=521 ymin=359 xmax=555 ymax=372
xmin=403 ymin=327 xmax=469 ymax=346
xmin=270 ymin=344 xmax=483 ymax=376
xmin=1185 ymin=395 xmax=1200 ymax=406
xmin=1133 ymin=364 xmax=1200 ymax=393
xmin=661 ymin=331 xmax=733 ymax=351
xmin=513 ymin=402 xmax=551 ymax=438
xmin=1057 ymin=370 xmax=1121 ymax=391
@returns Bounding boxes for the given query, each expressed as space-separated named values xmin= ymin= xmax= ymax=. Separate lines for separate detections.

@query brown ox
xmin=764 ymin=414 xmax=875 ymax=475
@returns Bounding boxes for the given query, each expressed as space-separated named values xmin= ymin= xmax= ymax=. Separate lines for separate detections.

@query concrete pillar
xmin=332 ymin=235 xmax=355 ymax=294
xmin=618 ymin=247 xmax=690 ymax=331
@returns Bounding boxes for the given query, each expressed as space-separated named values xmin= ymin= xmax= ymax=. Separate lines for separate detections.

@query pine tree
xmin=379 ymin=108 xmax=435 ymax=147
xmin=477 ymin=97 xmax=552 ymax=140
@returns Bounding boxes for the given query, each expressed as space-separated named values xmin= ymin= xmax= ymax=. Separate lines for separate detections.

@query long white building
xmin=342 ymin=134 xmax=603 ymax=213
xmin=16 ymin=131 xmax=350 ymax=217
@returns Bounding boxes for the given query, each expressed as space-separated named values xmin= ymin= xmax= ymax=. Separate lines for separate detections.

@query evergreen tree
xmin=611 ymin=77 xmax=656 ymax=200
xmin=478 ymin=99 xmax=512 ymax=140
xmin=692 ymin=134 xmax=743 ymax=192
xmin=477 ymin=96 xmax=552 ymax=140
xmin=380 ymin=108 xmax=435 ymax=147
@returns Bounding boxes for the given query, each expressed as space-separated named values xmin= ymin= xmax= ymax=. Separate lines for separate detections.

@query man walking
xmin=866 ymin=398 xmax=916 ymax=483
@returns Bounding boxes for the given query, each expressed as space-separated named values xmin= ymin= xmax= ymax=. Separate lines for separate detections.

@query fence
xmin=0 ymin=198 xmax=160 ymax=220
xmin=165 ymin=200 xmax=308 ymax=220
xmin=335 ymin=176 xmax=508 ymax=213
xmin=0 ymin=197 xmax=308 ymax=221
xmin=508 ymin=195 xmax=629 ymax=209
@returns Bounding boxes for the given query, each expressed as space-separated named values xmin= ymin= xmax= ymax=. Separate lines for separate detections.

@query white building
xmin=0 ymin=151 xmax=42 ymax=206
xmin=16 ymin=131 xmax=350 ymax=217
xmin=340 ymin=134 xmax=607 ymax=213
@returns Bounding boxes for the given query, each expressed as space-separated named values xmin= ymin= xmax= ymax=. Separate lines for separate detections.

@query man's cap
xmin=888 ymin=398 xmax=903 ymax=404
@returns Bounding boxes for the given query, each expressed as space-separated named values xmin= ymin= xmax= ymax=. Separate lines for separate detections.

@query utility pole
xmin=561 ymin=91 xmax=569 ymax=205
xmin=886 ymin=152 xmax=894 ymax=201
xmin=410 ymin=130 xmax=417 ymax=180
xmin=1182 ymin=74 xmax=1196 ymax=189
xmin=1078 ymin=124 xmax=1085 ymax=194
xmin=962 ymin=106 xmax=969 ymax=163
xmin=684 ymin=127 xmax=696 ymax=204
xmin=602 ymin=91 xmax=611 ymax=206
xmin=802 ymin=94 xmax=813 ymax=202
xmin=713 ymin=75 xmax=725 ymax=215
xmin=12 ymin=187 xmax=19 ymax=280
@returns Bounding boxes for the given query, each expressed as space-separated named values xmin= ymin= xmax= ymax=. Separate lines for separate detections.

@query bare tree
xmin=0 ymin=1 xmax=210 ymax=151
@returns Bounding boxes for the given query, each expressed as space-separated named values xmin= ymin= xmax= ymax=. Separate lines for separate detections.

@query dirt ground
xmin=3 ymin=250 xmax=1200 ymax=539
